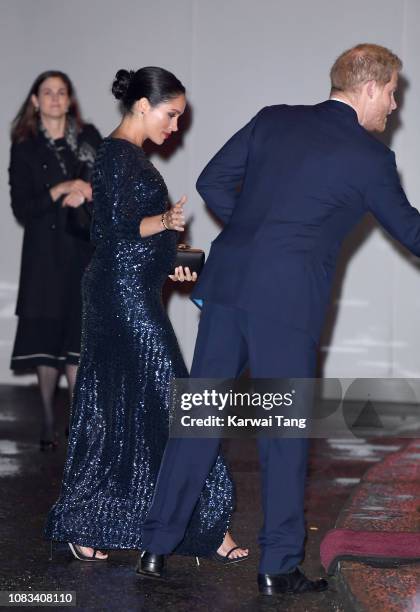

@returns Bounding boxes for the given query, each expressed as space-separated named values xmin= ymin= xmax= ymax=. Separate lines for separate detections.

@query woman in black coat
xmin=9 ymin=70 xmax=102 ymax=449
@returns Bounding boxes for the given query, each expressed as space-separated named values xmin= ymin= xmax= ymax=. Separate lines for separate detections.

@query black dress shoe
xmin=136 ymin=551 xmax=165 ymax=578
xmin=258 ymin=567 xmax=328 ymax=596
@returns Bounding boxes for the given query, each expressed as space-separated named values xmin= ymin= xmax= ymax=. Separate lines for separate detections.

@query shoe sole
xmin=259 ymin=586 xmax=328 ymax=596
xmin=213 ymin=553 xmax=250 ymax=565
xmin=259 ymin=586 xmax=287 ymax=596
xmin=136 ymin=568 xmax=164 ymax=578
xmin=259 ymin=589 xmax=328 ymax=597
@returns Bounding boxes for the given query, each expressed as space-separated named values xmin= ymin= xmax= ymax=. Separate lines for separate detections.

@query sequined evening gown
xmin=45 ymin=138 xmax=234 ymax=554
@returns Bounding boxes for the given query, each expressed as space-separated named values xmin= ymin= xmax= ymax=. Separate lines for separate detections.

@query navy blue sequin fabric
xmin=45 ymin=138 xmax=234 ymax=555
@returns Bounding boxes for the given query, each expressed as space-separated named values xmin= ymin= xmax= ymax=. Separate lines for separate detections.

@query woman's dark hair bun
xmin=111 ymin=66 xmax=186 ymax=113
xmin=111 ymin=69 xmax=135 ymax=101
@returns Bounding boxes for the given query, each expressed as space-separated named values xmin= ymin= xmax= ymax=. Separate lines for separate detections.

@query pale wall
xmin=0 ymin=0 xmax=419 ymax=388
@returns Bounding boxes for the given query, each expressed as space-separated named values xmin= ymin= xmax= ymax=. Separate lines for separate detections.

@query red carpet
xmin=320 ymin=440 xmax=420 ymax=575
xmin=320 ymin=528 xmax=420 ymax=574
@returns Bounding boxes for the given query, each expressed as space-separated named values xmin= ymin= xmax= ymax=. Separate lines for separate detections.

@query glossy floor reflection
xmin=0 ymin=385 xmax=410 ymax=611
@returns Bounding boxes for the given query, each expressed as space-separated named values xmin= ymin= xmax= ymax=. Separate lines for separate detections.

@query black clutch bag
xmin=175 ymin=244 xmax=205 ymax=275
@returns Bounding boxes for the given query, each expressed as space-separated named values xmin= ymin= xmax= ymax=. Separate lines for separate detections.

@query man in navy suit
xmin=140 ymin=44 xmax=420 ymax=595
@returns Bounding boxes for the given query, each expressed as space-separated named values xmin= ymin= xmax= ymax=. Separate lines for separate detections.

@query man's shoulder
xmin=360 ymin=130 xmax=393 ymax=159
xmin=257 ymin=104 xmax=312 ymax=119
xmin=344 ymin=124 xmax=395 ymax=172
xmin=253 ymin=103 xmax=395 ymax=166
xmin=253 ymin=105 xmax=314 ymax=134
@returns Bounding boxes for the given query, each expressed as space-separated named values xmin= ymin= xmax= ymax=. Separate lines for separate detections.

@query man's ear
xmin=366 ymin=80 xmax=377 ymax=99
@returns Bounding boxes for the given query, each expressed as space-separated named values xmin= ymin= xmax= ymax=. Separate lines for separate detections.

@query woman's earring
xmin=129 ymin=109 xmax=144 ymax=118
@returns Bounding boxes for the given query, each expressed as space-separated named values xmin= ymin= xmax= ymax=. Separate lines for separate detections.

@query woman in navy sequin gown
xmin=45 ymin=67 xmax=248 ymax=562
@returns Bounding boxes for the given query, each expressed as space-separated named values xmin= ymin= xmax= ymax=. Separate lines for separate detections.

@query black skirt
xmin=10 ymin=313 xmax=81 ymax=371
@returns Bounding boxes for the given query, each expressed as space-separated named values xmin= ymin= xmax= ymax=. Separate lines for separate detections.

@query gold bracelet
xmin=161 ymin=212 xmax=170 ymax=230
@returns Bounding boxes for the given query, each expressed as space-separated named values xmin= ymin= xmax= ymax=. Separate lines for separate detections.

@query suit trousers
xmin=142 ymin=302 xmax=317 ymax=573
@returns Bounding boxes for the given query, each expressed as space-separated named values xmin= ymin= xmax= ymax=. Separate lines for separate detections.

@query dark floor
xmin=0 ymin=385 xmax=411 ymax=611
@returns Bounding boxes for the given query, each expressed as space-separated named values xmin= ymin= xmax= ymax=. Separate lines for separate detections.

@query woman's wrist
xmin=50 ymin=184 xmax=63 ymax=202
xmin=140 ymin=213 xmax=169 ymax=238
xmin=161 ymin=212 xmax=170 ymax=231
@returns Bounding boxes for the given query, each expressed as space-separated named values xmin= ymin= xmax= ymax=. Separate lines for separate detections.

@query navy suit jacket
xmin=192 ymin=100 xmax=420 ymax=343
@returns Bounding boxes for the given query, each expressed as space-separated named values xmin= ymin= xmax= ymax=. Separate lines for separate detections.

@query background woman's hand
xmin=62 ymin=189 xmax=86 ymax=208
xmin=163 ymin=195 xmax=187 ymax=231
xmin=50 ymin=179 xmax=92 ymax=202
xmin=71 ymin=179 xmax=92 ymax=201
xmin=168 ymin=266 xmax=197 ymax=282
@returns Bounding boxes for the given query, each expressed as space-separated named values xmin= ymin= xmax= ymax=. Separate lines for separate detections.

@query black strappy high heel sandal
xmin=68 ymin=543 xmax=108 ymax=561
xmin=212 ymin=545 xmax=250 ymax=565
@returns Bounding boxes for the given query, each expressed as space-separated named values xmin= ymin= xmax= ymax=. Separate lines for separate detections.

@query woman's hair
xmin=112 ymin=66 xmax=185 ymax=112
xmin=11 ymin=70 xmax=83 ymax=143
xmin=330 ymin=43 xmax=402 ymax=93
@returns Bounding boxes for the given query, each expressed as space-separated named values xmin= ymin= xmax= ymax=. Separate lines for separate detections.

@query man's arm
xmin=196 ymin=110 xmax=263 ymax=225
xmin=365 ymin=150 xmax=420 ymax=256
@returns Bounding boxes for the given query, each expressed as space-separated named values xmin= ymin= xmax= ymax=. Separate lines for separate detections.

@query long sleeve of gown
xmin=106 ymin=142 xmax=146 ymax=240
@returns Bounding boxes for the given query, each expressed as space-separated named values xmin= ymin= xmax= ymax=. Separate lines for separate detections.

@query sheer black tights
xmin=36 ymin=364 xmax=78 ymax=441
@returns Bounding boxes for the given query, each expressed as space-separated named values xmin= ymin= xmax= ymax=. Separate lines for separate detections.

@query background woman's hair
xmin=11 ymin=70 xmax=83 ymax=143
xmin=330 ymin=43 xmax=402 ymax=93
xmin=111 ymin=66 xmax=185 ymax=112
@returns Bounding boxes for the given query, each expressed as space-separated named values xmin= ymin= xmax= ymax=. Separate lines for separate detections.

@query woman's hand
xmin=168 ymin=266 xmax=197 ymax=282
xmin=50 ymin=179 xmax=92 ymax=202
xmin=139 ymin=195 xmax=188 ymax=238
xmin=71 ymin=179 xmax=92 ymax=201
xmin=62 ymin=189 xmax=86 ymax=208
xmin=162 ymin=195 xmax=187 ymax=231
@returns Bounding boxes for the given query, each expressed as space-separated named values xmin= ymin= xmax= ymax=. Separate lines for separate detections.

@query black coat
xmin=10 ymin=123 xmax=102 ymax=319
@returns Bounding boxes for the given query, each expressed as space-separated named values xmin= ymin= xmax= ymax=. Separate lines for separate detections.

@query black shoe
xmin=136 ymin=551 xmax=165 ymax=578
xmin=258 ymin=568 xmax=328 ymax=596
